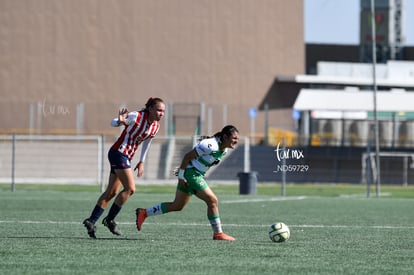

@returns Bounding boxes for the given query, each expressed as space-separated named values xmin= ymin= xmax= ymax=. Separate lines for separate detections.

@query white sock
xmin=146 ymin=204 xmax=163 ymax=217
xmin=209 ymin=217 xmax=223 ymax=234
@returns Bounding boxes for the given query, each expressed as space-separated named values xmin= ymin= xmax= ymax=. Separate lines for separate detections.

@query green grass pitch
xmin=0 ymin=184 xmax=413 ymax=274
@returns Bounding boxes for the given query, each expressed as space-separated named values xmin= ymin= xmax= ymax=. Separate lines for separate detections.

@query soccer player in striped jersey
xmin=136 ymin=125 xmax=239 ymax=241
xmin=83 ymin=97 xmax=165 ymax=238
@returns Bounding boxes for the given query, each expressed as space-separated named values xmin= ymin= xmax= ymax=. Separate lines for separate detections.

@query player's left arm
xmin=134 ymin=138 xmax=152 ymax=177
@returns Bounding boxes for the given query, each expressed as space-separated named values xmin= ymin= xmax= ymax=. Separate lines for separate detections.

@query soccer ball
xmin=268 ymin=222 xmax=290 ymax=242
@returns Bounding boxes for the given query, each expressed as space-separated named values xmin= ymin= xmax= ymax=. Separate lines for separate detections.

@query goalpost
xmin=0 ymin=134 xmax=105 ymax=192
xmin=1 ymin=134 xmax=250 ymax=192
xmin=361 ymin=151 xmax=413 ymax=196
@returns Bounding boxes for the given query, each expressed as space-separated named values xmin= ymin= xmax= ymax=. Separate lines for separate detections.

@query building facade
xmin=0 ymin=0 xmax=304 ymax=139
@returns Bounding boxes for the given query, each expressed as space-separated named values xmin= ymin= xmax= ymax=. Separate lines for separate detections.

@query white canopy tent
xmin=282 ymin=60 xmax=414 ymax=89
xmin=293 ymin=88 xmax=414 ymax=198
xmin=293 ymin=89 xmax=414 ymax=113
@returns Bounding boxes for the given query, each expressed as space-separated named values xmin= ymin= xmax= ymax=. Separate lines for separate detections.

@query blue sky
xmin=305 ymin=0 xmax=414 ymax=45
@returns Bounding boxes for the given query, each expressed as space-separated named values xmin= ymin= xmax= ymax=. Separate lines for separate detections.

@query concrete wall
xmin=0 ymin=0 xmax=304 ymax=137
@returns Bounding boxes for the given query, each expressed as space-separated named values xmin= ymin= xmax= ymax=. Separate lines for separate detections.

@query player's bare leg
xmin=196 ymin=187 xmax=235 ymax=241
xmin=136 ymin=189 xmax=191 ymax=231
xmin=97 ymin=174 xmax=122 ymax=208
xmin=103 ymin=169 xmax=136 ymax=235
xmin=83 ymin=174 xmax=122 ymax=238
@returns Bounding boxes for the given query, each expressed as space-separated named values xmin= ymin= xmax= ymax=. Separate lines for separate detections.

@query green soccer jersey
xmin=189 ymin=136 xmax=227 ymax=174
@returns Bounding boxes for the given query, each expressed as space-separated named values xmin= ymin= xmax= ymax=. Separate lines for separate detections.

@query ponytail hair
xmin=214 ymin=125 xmax=239 ymax=141
xmin=197 ymin=125 xmax=239 ymax=142
xmin=141 ymin=97 xmax=164 ymax=112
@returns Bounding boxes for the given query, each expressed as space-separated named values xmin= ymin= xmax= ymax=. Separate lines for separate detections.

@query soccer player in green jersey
xmin=136 ymin=125 xmax=239 ymax=240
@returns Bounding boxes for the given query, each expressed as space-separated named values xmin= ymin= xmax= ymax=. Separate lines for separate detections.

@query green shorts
xmin=176 ymin=168 xmax=208 ymax=195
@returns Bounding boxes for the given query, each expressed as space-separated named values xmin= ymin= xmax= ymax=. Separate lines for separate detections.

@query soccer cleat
xmin=213 ymin=232 xmax=236 ymax=241
xmin=135 ymin=208 xmax=147 ymax=231
xmin=83 ymin=219 xmax=97 ymax=239
xmin=102 ymin=217 xmax=122 ymax=236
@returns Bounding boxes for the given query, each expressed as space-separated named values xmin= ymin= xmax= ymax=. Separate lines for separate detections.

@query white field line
xmin=0 ymin=220 xmax=413 ymax=229
xmin=221 ymin=196 xmax=307 ymax=204
xmin=338 ymin=192 xmax=391 ymax=198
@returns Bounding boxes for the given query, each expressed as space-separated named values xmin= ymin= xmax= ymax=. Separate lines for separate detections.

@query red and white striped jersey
xmin=111 ymin=111 xmax=160 ymax=159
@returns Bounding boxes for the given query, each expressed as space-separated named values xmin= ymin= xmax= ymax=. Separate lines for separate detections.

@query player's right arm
xmin=110 ymin=108 xmax=137 ymax=127
xmin=176 ymin=149 xmax=199 ymax=184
